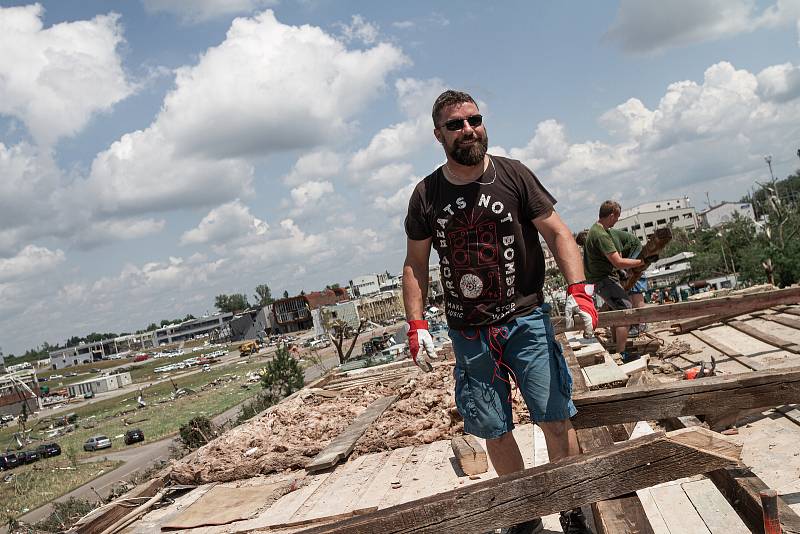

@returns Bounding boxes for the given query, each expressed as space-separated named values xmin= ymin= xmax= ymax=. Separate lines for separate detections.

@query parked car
xmin=0 ymin=453 xmax=21 ymax=470
xmin=83 ymin=435 xmax=112 ymax=451
xmin=36 ymin=443 xmax=62 ymax=458
xmin=83 ymin=390 xmax=95 ymax=399
xmin=21 ymin=450 xmax=40 ymax=463
xmin=0 ymin=414 xmax=14 ymax=424
xmin=124 ymin=429 xmax=145 ymax=445
xmin=133 ymin=354 xmax=150 ymax=362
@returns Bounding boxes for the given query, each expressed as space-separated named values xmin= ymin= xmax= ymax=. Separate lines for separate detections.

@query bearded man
xmin=403 ymin=90 xmax=597 ymax=534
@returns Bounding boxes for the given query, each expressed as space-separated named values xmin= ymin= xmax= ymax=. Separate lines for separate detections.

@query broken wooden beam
xmin=690 ymin=330 xmax=766 ymax=371
xmin=622 ymin=228 xmax=672 ymax=291
xmin=726 ymin=319 xmax=800 ymax=354
xmin=298 ymin=427 xmax=740 ymax=534
xmin=663 ymin=416 xmax=800 ymax=534
xmin=305 ymin=395 xmax=397 ymax=473
xmin=70 ymin=478 xmax=166 ymax=534
xmin=570 ymin=366 xmax=800 ymax=429
xmin=556 ymin=338 xmax=653 ymax=534
xmin=451 ymin=435 xmax=488 ymax=476
xmin=554 ymin=287 xmax=800 ymax=333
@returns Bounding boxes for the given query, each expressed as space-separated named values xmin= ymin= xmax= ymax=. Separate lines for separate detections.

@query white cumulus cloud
xmin=605 ymin=0 xmax=800 ymax=54
xmin=0 ymin=245 xmax=65 ymax=283
xmin=181 ymin=199 xmax=268 ymax=245
xmin=0 ymin=4 xmax=134 ymax=145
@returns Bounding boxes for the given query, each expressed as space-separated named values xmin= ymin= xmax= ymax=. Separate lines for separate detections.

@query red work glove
xmin=406 ymin=320 xmax=437 ymax=372
xmin=565 ymin=282 xmax=599 ymax=338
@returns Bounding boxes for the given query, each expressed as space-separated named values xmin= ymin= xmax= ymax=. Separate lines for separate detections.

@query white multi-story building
xmin=350 ymin=274 xmax=381 ymax=297
xmin=700 ymin=202 xmax=756 ymax=228
xmin=616 ymin=197 xmax=698 ymax=243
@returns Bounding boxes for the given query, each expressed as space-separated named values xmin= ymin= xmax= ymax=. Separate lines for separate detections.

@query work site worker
xmin=403 ymin=90 xmax=597 ymax=534
xmin=583 ymin=201 xmax=646 ymax=362
xmin=608 ymin=228 xmax=649 ymax=335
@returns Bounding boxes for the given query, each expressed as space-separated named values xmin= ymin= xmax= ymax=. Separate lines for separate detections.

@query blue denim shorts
xmin=449 ymin=305 xmax=577 ymax=439
xmin=630 ymin=277 xmax=648 ymax=294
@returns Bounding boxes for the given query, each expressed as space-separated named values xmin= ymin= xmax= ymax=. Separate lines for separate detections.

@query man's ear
xmin=433 ymin=128 xmax=443 ymax=144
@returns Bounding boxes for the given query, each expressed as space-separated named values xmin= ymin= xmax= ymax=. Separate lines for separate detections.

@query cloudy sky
xmin=1 ymin=0 xmax=799 ymax=355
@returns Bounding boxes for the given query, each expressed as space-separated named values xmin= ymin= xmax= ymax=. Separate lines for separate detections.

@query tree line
xmin=662 ymin=168 xmax=800 ymax=287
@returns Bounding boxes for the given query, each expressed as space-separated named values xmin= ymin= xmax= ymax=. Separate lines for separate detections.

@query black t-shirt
xmin=405 ymin=155 xmax=556 ymax=329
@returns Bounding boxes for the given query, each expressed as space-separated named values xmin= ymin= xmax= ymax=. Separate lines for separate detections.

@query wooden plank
xmin=575 ymin=426 xmax=655 ymax=534
xmin=554 ymin=287 xmax=800 ymax=334
xmin=682 ymin=478 xmax=750 ymax=534
xmin=619 ymin=355 xmax=649 ymax=377
xmin=451 ymin=435 xmax=488 ymax=476
xmin=575 ymin=345 xmax=606 ymax=367
xmin=305 ymin=395 xmax=397 ymax=472
xmin=297 ymin=427 xmax=741 ymax=534
xmin=351 ymin=447 xmax=415 ymax=512
xmin=72 ymin=477 xmax=165 ymax=534
xmin=650 ymin=484 xmax=711 ymax=533
xmin=766 ymin=313 xmax=800 ymax=331
xmin=672 ymin=312 xmax=743 ymax=334
xmin=783 ymin=306 xmax=800 ymax=317
xmin=161 ymin=484 xmax=284 ymax=529
xmin=571 ymin=366 xmax=800 ymax=429
xmin=663 ymin=414 xmax=800 ymax=534
xmin=558 ymin=333 xmax=589 ymax=393
xmin=726 ymin=320 xmax=800 ymax=353
xmin=378 ymin=444 xmax=433 ymax=509
xmin=635 ymin=490 xmax=671 ymax=534
xmin=582 ymin=362 xmax=629 ymax=390
xmin=690 ymin=330 xmax=766 ymax=371
xmin=257 ymin=471 xmax=334 ymax=527
xmin=622 ymin=228 xmax=672 ymax=291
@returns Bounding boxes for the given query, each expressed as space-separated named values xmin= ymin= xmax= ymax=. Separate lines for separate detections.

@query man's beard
xmin=448 ymin=130 xmax=488 ymax=166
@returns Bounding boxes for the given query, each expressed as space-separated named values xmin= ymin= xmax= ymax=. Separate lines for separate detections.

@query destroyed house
xmin=272 ymin=295 xmax=313 ymax=333
xmin=70 ymin=287 xmax=800 ymax=534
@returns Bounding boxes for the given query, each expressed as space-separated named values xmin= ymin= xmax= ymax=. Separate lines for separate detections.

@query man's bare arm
xmin=606 ymin=251 xmax=645 ymax=270
xmin=534 ymin=209 xmax=584 ymax=284
xmin=403 ymin=238 xmax=433 ymax=321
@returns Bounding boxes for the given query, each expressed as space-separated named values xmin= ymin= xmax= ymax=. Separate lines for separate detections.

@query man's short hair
xmin=599 ymin=200 xmax=621 ymax=218
xmin=432 ymin=90 xmax=477 ymax=127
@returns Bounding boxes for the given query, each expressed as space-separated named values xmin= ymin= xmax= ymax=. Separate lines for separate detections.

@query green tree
xmin=178 ymin=416 xmax=216 ymax=449
xmin=259 ymin=345 xmax=305 ymax=401
xmin=214 ymin=293 xmax=250 ymax=313
xmin=254 ymin=284 xmax=274 ymax=307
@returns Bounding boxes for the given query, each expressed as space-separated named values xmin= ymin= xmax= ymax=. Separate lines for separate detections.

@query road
xmin=16 ymin=350 xmax=342 ymax=527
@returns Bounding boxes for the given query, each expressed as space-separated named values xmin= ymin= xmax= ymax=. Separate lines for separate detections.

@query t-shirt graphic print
xmin=405 ymin=156 xmax=556 ymax=329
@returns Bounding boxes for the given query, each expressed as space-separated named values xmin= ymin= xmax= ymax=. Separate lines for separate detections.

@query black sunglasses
xmin=441 ymin=114 xmax=483 ymax=132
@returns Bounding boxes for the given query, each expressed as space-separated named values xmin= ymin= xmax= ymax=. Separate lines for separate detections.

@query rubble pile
xmin=353 ymin=362 xmax=530 ymax=455
xmin=169 ymin=389 xmax=385 ymax=484
xmin=657 ymin=339 xmax=691 ymax=360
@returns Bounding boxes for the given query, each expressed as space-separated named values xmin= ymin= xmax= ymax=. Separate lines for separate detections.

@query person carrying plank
xmin=583 ymin=201 xmax=646 ymax=362
xmin=403 ymin=90 xmax=596 ymax=534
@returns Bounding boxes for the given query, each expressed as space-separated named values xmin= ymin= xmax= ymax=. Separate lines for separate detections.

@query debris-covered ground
xmin=169 ymin=358 xmax=531 ymax=484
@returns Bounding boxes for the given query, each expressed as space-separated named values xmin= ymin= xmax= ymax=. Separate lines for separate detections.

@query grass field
xmin=1 ymin=458 xmax=122 ymax=519
xmin=1 ymin=358 xmax=271 ymax=461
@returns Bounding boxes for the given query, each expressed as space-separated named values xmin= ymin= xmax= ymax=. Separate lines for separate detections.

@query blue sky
xmin=1 ymin=0 xmax=799 ymax=355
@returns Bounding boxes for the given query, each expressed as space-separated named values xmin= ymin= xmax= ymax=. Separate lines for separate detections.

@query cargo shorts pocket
xmin=550 ymin=339 xmax=573 ymax=398
xmin=453 ymin=367 xmax=478 ymax=421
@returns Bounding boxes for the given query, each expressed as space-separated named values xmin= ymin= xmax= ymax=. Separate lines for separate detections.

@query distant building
xmin=350 ymin=274 xmax=381 ymax=297
xmin=644 ymin=252 xmax=695 ymax=289
xmin=314 ymin=290 xmax=403 ymax=333
xmin=616 ymin=197 xmax=698 ymax=243
xmin=228 ymin=308 xmax=271 ymax=342
xmin=271 ymin=295 xmax=313 ymax=333
xmin=49 ymin=331 xmax=158 ymax=370
xmin=67 ymin=372 xmax=132 ymax=398
xmin=305 ymin=288 xmax=349 ymax=310
xmin=154 ymin=313 xmax=233 ymax=345
xmin=0 ymin=370 xmax=41 ymax=416
xmin=700 ymin=202 xmax=756 ymax=228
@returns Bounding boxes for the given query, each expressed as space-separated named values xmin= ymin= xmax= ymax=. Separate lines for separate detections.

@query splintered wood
xmin=450 ymin=435 xmax=488 ymax=476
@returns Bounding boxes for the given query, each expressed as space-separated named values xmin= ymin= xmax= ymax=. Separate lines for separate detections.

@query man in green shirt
xmin=583 ymin=201 xmax=645 ymax=361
